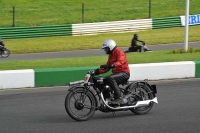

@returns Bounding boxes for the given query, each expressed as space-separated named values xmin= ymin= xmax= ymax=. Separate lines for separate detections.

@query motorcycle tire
xmin=1 ymin=48 xmax=10 ymax=58
xmin=128 ymin=83 xmax=154 ymax=115
xmin=65 ymin=87 xmax=96 ymax=121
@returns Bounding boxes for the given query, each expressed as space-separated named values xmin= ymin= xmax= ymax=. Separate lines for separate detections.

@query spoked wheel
xmin=128 ymin=83 xmax=154 ymax=115
xmin=1 ymin=49 xmax=10 ymax=58
xmin=65 ymin=87 xmax=96 ymax=121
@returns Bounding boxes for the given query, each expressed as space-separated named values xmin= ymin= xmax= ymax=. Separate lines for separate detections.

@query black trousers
xmin=105 ymin=72 xmax=130 ymax=99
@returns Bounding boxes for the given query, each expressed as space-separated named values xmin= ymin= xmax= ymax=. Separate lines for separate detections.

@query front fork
xmin=79 ymin=86 xmax=91 ymax=103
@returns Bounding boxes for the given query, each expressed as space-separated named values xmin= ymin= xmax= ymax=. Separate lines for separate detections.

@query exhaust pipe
xmin=100 ymin=93 xmax=158 ymax=110
xmin=134 ymin=97 xmax=158 ymax=107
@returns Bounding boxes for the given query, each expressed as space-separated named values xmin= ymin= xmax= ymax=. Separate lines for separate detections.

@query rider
xmin=128 ymin=34 xmax=150 ymax=52
xmin=95 ymin=39 xmax=130 ymax=105
xmin=0 ymin=38 xmax=5 ymax=50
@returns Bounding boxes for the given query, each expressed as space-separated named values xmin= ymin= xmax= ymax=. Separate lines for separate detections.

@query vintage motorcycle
xmin=0 ymin=43 xmax=10 ymax=58
xmin=65 ymin=70 xmax=158 ymax=121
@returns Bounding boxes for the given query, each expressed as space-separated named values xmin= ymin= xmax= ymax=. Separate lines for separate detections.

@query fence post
xmin=13 ymin=6 xmax=15 ymax=27
xmin=149 ymin=0 xmax=151 ymax=18
xmin=82 ymin=3 xmax=84 ymax=23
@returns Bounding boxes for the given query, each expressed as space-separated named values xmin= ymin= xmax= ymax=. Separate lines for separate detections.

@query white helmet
xmin=101 ymin=39 xmax=117 ymax=51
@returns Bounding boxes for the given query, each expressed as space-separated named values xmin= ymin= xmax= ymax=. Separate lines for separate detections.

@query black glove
xmin=94 ymin=69 xmax=100 ymax=75
xmin=100 ymin=64 xmax=115 ymax=69
xmin=87 ymin=70 xmax=95 ymax=75
xmin=88 ymin=69 xmax=100 ymax=75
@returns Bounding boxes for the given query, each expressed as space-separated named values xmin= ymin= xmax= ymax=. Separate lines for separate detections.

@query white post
xmin=184 ymin=0 xmax=190 ymax=51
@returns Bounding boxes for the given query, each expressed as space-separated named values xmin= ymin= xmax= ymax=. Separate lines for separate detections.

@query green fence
xmin=152 ymin=16 xmax=181 ymax=29
xmin=0 ymin=24 xmax=72 ymax=39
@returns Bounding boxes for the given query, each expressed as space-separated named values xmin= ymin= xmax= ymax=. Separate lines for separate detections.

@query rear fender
xmin=125 ymin=81 xmax=157 ymax=97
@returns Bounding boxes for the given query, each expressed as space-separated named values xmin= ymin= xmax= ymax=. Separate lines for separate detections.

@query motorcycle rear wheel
xmin=1 ymin=48 xmax=10 ymax=58
xmin=128 ymin=83 xmax=154 ymax=115
xmin=65 ymin=87 xmax=96 ymax=121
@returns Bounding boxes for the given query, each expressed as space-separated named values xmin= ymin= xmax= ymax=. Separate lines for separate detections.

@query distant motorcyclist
xmin=0 ymin=38 xmax=5 ymax=49
xmin=0 ymin=38 xmax=4 ymax=47
xmin=126 ymin=34 xmax=151 ymax=52
xmin=0 ymin=38 xmax=10 ymax=57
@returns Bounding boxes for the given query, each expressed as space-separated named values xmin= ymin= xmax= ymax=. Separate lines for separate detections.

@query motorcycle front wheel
xmin=1 ymin=48 xmax=10 ymax=58
xmin=128 ymin=83 xmax=154 ymax=115
xmin=65 ymin=87 xmax=96 ymax=121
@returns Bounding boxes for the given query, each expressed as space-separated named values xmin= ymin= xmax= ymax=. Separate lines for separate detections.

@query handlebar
xmin=69 ymin=80 xmax=84 ymax=86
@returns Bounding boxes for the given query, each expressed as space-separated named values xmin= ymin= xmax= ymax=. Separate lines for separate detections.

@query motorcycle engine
xmin=99 ymin=99 xmax=110 ymax=112
xmin=94 ymin=76 xmax=104 ymax=85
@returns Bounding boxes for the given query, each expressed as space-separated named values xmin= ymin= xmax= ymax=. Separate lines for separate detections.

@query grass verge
xmin=0 ymin=49 xmax=200 ymax=70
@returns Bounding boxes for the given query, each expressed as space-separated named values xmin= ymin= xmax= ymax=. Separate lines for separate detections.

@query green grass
xmin=0 ymin=49 xmax=200 ymax=70
xmin=5 ymin=25 xmax=200 ymax=54
xmin=0 ymin=0 xmax=199 ymax=27
xmin=1 ymin=0 xmax=200 ymax=71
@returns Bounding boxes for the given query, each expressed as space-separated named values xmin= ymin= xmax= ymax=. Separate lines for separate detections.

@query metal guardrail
xmin=0 ymin=16 xmax=182 ymax=39
xmin=152 ymin=16 xmax=181 ymax=29
xmin=0 ymin=24 xmax=72 ymax=39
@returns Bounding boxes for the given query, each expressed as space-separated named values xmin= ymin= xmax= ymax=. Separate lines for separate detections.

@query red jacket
xmin=99 ymin=48 xmax=130 ymax=74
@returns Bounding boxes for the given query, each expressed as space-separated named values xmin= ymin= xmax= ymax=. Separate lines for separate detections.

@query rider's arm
xmin=98 ymin=60 xmax=111 ymax=74
xmin=137 ymin=40 xmax=145 ymax=45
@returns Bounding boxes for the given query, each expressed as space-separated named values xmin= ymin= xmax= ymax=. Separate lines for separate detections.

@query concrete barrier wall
xmin=129 ymin=61 xmax=195 ymax=81
xmin=0 ymin=69 xmax=34 ymax=89
xmin=35 ymin=66 xmax=96 ymax=87
xmin=195 ymin=61 xmax=200 ymax=77
xmin=34 ymin=67 xmax=112 ymax=87
xmin=0 ymin=61 xmax=199 ymax=89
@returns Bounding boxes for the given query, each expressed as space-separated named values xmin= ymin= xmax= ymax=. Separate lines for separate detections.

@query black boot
xmin=144 ymin=48 xmax=152 ymax=52
xmin=110 ymin=97 xmax=127 ymax=105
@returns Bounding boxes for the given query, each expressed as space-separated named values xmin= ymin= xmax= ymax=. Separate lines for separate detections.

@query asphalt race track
xmin=0 ymin=42 xmax=199 ymax=61
xmin=0 ymin=78 xmax=200 ymax=133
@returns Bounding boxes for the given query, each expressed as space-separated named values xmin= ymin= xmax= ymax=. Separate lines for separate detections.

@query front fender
xmin=68 ymin=86 xmax=98 ymax=108
xmin=68 ymin=85 xmax=83 ymax=92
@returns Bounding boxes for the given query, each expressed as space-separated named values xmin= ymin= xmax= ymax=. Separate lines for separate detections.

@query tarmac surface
xmin=0 ymin=78 xmax=200 ymax=133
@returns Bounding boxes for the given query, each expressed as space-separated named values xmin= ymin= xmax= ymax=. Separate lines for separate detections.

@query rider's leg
xmin=106 ymin=72 xmax=130 ymax=104
xmin=106 ymin=74 xmax=121 ymax=99
xmin=133 ymin=46 xmax=142 ymax=52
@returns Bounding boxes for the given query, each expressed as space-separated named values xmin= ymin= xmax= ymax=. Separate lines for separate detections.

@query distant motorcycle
xmin=125 ymin=44 xmax=152 ymax=53
xmin=65 ymin=69 xmax=158 ymax=121
xmin=0 ymin=43 xmax=10 ymax=58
